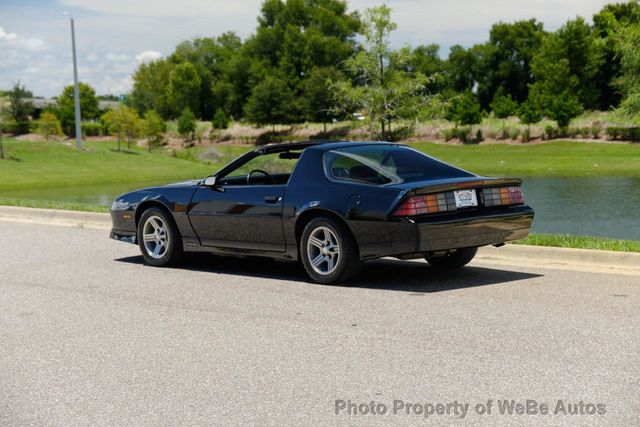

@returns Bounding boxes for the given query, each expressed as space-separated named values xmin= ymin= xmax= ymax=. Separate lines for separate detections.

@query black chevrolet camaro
xmin=110 ymin=141 xmax=534 ymax=284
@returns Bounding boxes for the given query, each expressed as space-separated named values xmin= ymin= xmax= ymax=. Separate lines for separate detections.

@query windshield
xmin=324 ymin=145 xmax=473 ymax=185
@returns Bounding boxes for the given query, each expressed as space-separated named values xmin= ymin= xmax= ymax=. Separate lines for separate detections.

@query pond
xmin=1 ymin=177 xmax=639 ymax=240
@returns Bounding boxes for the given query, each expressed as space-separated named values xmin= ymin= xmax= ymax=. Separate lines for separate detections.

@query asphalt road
xmin=0 ymin=221 xmax=638 ymax=426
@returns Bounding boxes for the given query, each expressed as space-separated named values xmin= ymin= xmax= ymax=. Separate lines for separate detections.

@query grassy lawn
xmin=0 ymin=139 xmax=250 ymax=191
xmin=0 ymin=197 xmax=110 ymax=212
xmin=514 ymin=233 xmax=640 ymax=253
xmin=409 ymin=141 xmax=640 ymax=177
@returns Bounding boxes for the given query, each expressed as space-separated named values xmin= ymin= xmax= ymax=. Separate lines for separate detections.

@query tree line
xmin=4 ymin=0 xmax=640 ymax=141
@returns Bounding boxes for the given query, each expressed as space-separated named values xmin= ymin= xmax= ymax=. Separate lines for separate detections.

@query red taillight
xmin=482 ymin=186 xmax=524 ymax=207
xmin=392 ymin=193 xmax=456 ymax=216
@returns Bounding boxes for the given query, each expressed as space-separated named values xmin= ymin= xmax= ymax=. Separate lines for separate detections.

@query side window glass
xmin=221 ymin=151 xmax=302 ymax=185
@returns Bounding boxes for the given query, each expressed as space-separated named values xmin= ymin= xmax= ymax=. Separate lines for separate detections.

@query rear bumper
xmin=390 ymin=205 xmax=534 ymax=255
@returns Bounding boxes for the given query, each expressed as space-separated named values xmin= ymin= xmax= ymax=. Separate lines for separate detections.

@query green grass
xmin=0 ymin=197 xmax=109 ymax=212
xmin=0 ymin=139 xmax=250 ymax=191
xmin=409 ymin=140 xmax=640 ymax=177
xmin=514 ymin=233 xmax=640 ymax=253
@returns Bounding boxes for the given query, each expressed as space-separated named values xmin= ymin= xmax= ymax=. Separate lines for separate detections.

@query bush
xmin=509 ymin=128 xmax=521 ymax=140
xmin=212 ymin=108 xmax=229 ymax=130
xmin=82 ymin=121 xmax=104 ymax=137
xmin=36 ymin=112 xmax=63 ymax=140
xmin=606 ymin=127 xmax=620 ymax=140
xmin=522 ymin=127 xmax=531 ymax=142
xmin=544 ymin=125 xmax=556 ymax=140
xmin=591 ymin=122 xmax=601 ymax=139
xmin=177 ymin=108 xmax=196 ymax=139
xmin=475 ymin=129 xmax=483 ymax=142
xmin=501 ymin=128 xmax=510 ymax=140
xmin=443 ymin=128 xmax=456 ymax=141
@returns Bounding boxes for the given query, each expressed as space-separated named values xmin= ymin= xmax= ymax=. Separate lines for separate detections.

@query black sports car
xmin=110 ymin=141 xmax=534 ymax=284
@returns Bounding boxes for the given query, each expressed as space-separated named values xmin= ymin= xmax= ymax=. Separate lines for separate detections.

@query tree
xmin=177 ymin=107 xmax=197 ymax=139
xmin=7 ymin=82 xmax=34 ymax=135
xmin=102 ymin=105 xmax=141 ymax=151
xmin=518 ymin=96 xmax=543 ymax=130
xmin=167 ymin=62 xmax=202 ymax=117
xmin=56 ymin=83 xmax=99 ymax=137
xmin=548 ymin=91 xmax=583 ymax=128
xmin=302 ymin=66 xmax=345 ymax=132
xmin=614 ymin=23 xmax=640 ymax=118
xmin=244 ymin=76 xmax=295 ymax=131
xmin=446 ymin=91 xmax=482 ymax=128
xmin=445 ymin=45 xmax=477 ymax=94
xmin=129 ymin=59 xmax=174 ymax=118
xmin=473 ymin=20 xmax=545 ymax=108
xmin=531 ymin=18 xmax=603 ymax=110
xmin=331 ymin=5 xmax=439 ymax=138
xmin=0 ymin=95 xmax=8 ymax=159
xmin=490 ymin=90 xmax=518 ymax=135
xmin=36 ymin=112 xmax=62 ymax=141
xmin=143 ymin=110 xmax=166 ymax=152
xmin=211 ymin=108 xmax=230 ymax=130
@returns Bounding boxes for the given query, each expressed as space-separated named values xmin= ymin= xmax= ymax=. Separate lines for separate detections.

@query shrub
xmin=443 ymin=128 xmax=455 ymax=141
xmin=522 ymin=127 xmax=531 ymax=142
xmin=606 ymin=127 xmax=620 ymax=140
xmin=456 ymin=127 xmax=471 ymax=142
xmin=544 ymin=125 xmax=556 ymax=140
xmin=82 ymin=121 xmax=103 ymax=137
xmin=177 ymin=108 xmax=196 ymax=139
xmin=501 ymin=128 xmax=509 ymax=140
xmin=509 ymin=128 xmax=521 ymax=140
xmin=212 ymin=108 xmax=230 ymax=130
xmin=36 ymin=112 xmax=63 ymax=141
xmin=143 ymin=110 xmax=166 ymax=152
xmin=475 ymin=129 xmax=483 ymax=142
xmin=591 ymin=122 xmax=601 ymax=139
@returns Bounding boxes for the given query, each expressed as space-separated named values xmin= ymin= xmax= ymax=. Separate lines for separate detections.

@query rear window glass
xmin=324 ymin=145 xmax=472 ymax=185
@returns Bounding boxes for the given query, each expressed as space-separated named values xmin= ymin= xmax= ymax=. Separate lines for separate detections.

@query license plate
xmin=454 ymin=189 xmax=478 ymax=208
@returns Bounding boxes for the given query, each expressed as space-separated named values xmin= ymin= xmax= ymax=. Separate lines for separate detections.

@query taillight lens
xmin=392 ymin=193 xmax=457 ymax=216
xmin=482 ymin=186 xmax=524 ymax=207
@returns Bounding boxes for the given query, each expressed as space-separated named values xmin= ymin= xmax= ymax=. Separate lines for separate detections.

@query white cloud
xmin=0 ymin=27 xmax=18 ymax=41
xmin=105 ymin=52 xmax=131 ymax=62
xmin=136 ymin=50 xmax=162 ymax=63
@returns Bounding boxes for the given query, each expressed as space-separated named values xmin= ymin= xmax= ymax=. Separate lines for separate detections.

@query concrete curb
xmin=0 ymin=205 xmax=638 ymax=273
xmin=0 ymin=206 xmax=111 ymax=230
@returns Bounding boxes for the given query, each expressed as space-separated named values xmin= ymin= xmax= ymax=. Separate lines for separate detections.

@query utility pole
xmin=64 ymin=12 xmax=82 ymax=149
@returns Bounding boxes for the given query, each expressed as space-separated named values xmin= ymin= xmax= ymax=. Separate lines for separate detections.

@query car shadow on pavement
xmin=115 ymin=253 xmax=542 ymax=293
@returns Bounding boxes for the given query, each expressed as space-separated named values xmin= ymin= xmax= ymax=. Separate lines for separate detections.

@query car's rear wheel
xmin=425 ymin=247 xmax=477 ymax=269
xmin=137 ymin=207 xmax=183 ymax=267
xmin=300 ymin=217 xmax=360 ymax=284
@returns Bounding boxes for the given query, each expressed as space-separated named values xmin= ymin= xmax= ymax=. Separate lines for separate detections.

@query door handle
xmin=264 ymin=196 xmax=282 ymax=204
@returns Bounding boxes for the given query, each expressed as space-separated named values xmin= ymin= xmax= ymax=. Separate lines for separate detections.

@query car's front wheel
xmin=425 ymin=247 xmax=477 ymax=269
xmin=137 ymin=207 xmax=183 ymax=267
xmin=300 ymin=217 xmax=361 ymax=284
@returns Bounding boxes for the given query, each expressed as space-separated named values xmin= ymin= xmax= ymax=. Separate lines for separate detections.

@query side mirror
xmin=203 ymin=176 xmax=217 ymax=186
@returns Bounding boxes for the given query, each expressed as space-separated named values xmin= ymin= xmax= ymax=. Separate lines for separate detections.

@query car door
xmin=188 ymin=183 xmax=286 ymax=252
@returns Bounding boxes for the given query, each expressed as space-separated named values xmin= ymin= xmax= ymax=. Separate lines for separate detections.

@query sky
xmin=0 ymin=0 xmax=618 ymax=97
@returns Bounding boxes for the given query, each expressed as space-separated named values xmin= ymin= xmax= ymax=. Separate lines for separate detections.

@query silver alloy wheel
xmin=306 ymin=226 xmax=340 ymax=275
xmin=142 ymin=215 xmax=169 ymax=259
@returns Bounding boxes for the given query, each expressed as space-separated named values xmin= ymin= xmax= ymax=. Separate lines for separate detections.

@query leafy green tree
xmin=177 ymin=107 xmax=197 ymax=139
xmin=548 ymin=91 xmax=583 ymax=128
xmin=129 ymin=59 xmax=174 ymax=118
xmin=168 ymin=62 xmax=202 ymax=117
xmin=473 ymin=19 xmax=545 ymax=108
xmin=531 ymin=18 xmax=603 ymax=110
xmin=36 ymin=112 xmax=63 ymax=141
xmin=56 ymin=83 xmax=99 ymax=136
xmin=592 ymin=1 xmax=640 ymax=109
xmin=143 ymin=110 xmax=166 ymax=152
xmin=244 ymin=76 xmax=295 ymax=131
xmin=518 ymin=95 xmax=543 ymax=130
xmin=102 ymin=105 xmax=141 ymax=151
xmin=407 ymin=44 xmax=446 ymax=92
xmin=302 ymin=66 xmax=345 ymax=132
xmin=331 ymin=5 xmax=439 ymax=138
xmin=7 ymin=82 xmax=34 ymax=135
xmin=490 ymin=90 xmax=518 ymax=134
xmin=212 ymin=108 xmax=230 ymax=130
xmin=446 ymin=91 xmax=482 ymax=128
xmin=0 ymin=95 xmax=9 ymax=159
xmin=445 ymin=45 xmax=477 ymax=94
xmin=614 ymin=23 xmax=640 ymax=118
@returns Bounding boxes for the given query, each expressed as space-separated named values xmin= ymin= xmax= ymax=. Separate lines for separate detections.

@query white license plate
xmin=454 ymin=189 xmax=478 ymax=208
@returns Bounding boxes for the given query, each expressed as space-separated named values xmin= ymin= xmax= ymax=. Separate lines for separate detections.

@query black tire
xmin=425 ymin=247 xmax=477 ymax=269
xmin=137 ymin=207 xmax=184 ymax=267
xmin=300 ymin=217 xmax=361 ymax=284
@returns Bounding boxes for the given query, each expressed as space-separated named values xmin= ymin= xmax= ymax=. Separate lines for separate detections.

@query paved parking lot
xmin=1 ymin=221 xmax=638 ymax=425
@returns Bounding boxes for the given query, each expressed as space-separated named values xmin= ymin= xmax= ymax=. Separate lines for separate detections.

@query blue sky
xmin=0 ymin=0 xmax=616 ymax=97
